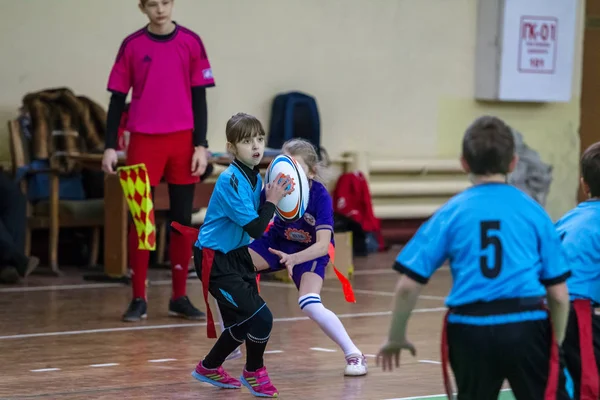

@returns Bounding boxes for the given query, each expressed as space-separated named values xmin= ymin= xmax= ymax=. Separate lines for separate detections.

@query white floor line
xmin=0 ymin=307 xmax=447 ymax=340
xmin=363 ymin=355 xmax=443 ymax=363
xmin=0 ymin=279 xmax=197 ymax=293
xmin=0 ymin=277 xmax=448 ymax=301
xmin=259 ymin=281 xmax=446 ymax=300
xmin=418 ymin=360 xmax=441 ymax=365
xmin=322 ymin=287 xmax=396 ymax=296
xmin=310 ymin=347 xmax=337 ymax=352
xmin=89 ymin=363 xmax=119 ymax=368
xmin=0 ymin=282 xmax=124 ymax=293
xmin=352 ymin=269 xmax=397 ymax=276
xmin=148 ymin=358 xmax=177 ymax=363
xmin=0 ymin=278 xmax=380 ymax=294
xmin=264 ymin=350 xmax=284 ymax=354
xmin=30 ymin=368 xmax=60 ymax=372
xmin=419 ymin=295 xmax=446 ymax=301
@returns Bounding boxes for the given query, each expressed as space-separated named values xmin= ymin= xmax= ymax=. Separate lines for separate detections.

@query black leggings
xmin=150 ymin=183 xmax=195 ymax=226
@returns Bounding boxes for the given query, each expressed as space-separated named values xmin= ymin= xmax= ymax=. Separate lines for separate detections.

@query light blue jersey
xmin=196 ymin=162 xmax=262 ymax=253
xmin=556 ymin=200 xmax=600 ymax=305
xmin=395 ymin=183 xmax=570 ymax=324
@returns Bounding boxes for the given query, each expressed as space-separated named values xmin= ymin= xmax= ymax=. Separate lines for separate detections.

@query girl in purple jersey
xmin=247 ymin=138 xmax=367 ymax=376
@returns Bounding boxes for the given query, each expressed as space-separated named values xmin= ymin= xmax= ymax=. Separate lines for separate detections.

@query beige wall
xmin=0 ymin=0 xmax=584 ymax=219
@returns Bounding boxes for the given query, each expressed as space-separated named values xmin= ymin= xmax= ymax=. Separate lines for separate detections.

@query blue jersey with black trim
xmin=395 ymin=183 xmax=570 ymax=311
xmin=196 ymin=164 xmax=262 ymax=253
xmin=555 ymin=200 xmax=600 ymax=305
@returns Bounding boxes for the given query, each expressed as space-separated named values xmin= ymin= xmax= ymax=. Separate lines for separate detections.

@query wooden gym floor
xmin=0 ymin=247 xmax=516 ymax=400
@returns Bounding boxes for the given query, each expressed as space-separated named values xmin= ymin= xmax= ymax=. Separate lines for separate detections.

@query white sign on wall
xmin=517 ymin=16 xmax=558 ymax=74
xmin=475 ymin=0 xmax=578 ymax=102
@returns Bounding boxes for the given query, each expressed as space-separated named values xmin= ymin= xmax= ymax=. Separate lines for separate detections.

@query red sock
xmin=128 ymin=223 xmax=149 ymax=300
xmin=169 ymin=229 xmax=192 ymax=299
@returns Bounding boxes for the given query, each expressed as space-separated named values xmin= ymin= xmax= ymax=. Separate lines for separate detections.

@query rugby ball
xmin=265 ymin=155 xmax=310 ymax=222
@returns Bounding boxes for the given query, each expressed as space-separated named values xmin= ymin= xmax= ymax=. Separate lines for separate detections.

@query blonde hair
xmin=282 ymin=138 xmax=329 ymax=182
xmin=226 ymin=113 xmax=266 ymax=145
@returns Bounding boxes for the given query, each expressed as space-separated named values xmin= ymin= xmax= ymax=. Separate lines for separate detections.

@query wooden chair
xmin=7 ymin=119 xmax=104 ymax=275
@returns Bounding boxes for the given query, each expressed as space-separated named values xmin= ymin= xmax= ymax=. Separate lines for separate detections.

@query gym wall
xmin=0 ymin=0 xmax=585 ymax=219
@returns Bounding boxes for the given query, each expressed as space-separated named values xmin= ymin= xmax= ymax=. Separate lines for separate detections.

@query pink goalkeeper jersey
xmin=107 ymin=24 xmax=215 ymax=134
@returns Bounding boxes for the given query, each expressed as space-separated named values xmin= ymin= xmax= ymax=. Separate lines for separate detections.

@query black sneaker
xmin=122 ymin=298 xmax=147 ymax=322
xmin=0 ymin=266 xmax=19 ymax=284
xmin=169 ymin=296 xmax=206 ymax=320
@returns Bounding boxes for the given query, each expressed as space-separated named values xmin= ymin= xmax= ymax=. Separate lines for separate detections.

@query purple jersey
xmin=251 ymin=180 xmax=334 ymax=288
xmin=263 ymin=180 xmax=334 ymax=252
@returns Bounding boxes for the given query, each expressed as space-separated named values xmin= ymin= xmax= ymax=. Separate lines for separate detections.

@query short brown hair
xmin=226 ymin=113 xmax=265 ymax=144
xmin=581 ymin=142 xmax=600 ymax=197
xmin=462 ymin=116 xmax=515 ymax=175
xmin=140 ymin=0 xmax=169 ymax=6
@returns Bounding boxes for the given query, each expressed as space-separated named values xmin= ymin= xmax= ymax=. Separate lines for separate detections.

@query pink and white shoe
xmin=240 ymin=366 xmax=279 ymax=398
xmin=344 ymin=353 xmax=368 ymax=376
xmin=191 ymin=361 xmax=241 ymax=389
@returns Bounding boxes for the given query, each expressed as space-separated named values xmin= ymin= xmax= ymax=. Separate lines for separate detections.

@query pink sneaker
xmin=191 ymin=361 xmax=241 ymax=389
xmin=240 ymin=366 xmax=279 ymax=398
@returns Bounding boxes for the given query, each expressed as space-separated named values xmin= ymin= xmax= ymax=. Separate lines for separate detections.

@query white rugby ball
xmin=265 ymin=155 xmax=310 ymax=222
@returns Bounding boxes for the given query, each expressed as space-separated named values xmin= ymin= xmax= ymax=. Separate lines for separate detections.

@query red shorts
xmin=126 ymin=130 xmax=199 ymax=187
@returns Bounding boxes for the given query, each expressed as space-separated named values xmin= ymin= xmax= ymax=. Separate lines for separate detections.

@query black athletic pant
xmin=193 ymin=246 xmax=273 ymax=370
xmin=447 ymin=318 xmax=570 ymax=400
xmin=0 ymin=173 xmax=28 ymax=270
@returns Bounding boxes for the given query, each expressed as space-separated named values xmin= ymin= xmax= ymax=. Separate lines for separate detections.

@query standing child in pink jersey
xmin=102 ymin=0 xmax=214 ymax=322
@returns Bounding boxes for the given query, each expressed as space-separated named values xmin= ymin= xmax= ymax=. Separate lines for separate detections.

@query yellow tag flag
xmin=117 ymin=163 xmax=156 ymax=251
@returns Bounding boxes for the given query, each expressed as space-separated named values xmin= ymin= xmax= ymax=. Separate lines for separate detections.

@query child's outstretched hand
xmin=376 ymin=339 xmax=416 ymax=372
xmin=268 ymin=247 xmax=297 ymax=278
xmin=265 ymin=173 xmax=292 ymax=205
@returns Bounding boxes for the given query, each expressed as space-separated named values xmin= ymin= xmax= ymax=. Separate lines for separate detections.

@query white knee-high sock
xmin=299 ymin=293 xmax=361 ymax=357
